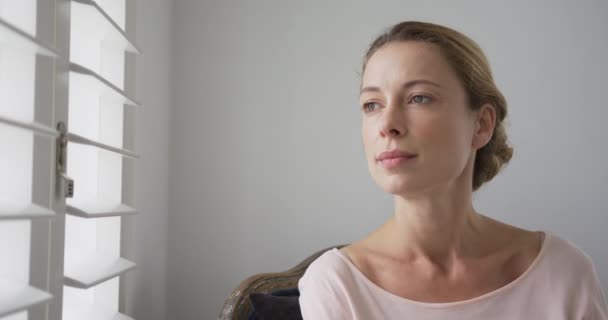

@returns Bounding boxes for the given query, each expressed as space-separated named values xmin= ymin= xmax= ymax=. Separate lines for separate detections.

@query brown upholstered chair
xmin=219 ymin=244 xmax=349 ymax=320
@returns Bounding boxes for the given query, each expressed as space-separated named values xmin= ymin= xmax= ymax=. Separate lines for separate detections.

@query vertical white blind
xmin=0 ymin=0 xmax=138 ymax=319
xmin=0 ymin=1 xmax=55 ymax=319
xmin=63 ymin=0 xmax=138 ymax=319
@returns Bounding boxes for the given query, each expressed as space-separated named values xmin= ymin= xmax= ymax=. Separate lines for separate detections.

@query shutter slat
xmin=67 ymin=132 xmax=139 ymax=159
xmin=69 ymin=62 xmax=141 ymax=107
xmin=0 ymin=203 xmax=55 ymax=220
xmin=64 ymin=254 xmax=136 ymax=289
xmin=0 ymin=18 xmax=58 ymax=57
xmin=0 ymin=278 xmax=52 ymax=318
xmin=66 ymin=202 xmax=136 ymax=218
xmin=0 ymin=115 xmax=58 ymax=138
xmin=71 ymin=0 xmax=140 ymax=54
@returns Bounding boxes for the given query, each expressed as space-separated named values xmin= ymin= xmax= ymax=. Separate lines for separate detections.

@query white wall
xmin=128 ymin=0 xmax=171 ymax=319
xmin=168 ymin=0 xmax=608 ymax=319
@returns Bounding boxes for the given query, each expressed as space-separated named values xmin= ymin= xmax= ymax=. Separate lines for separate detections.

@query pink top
xmin=298 ymin=231 xmax=608 ymax=319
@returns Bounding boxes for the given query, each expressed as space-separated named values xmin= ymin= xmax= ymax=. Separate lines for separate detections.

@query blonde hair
xmin=363 ymin=21 xmax=513 ymax=191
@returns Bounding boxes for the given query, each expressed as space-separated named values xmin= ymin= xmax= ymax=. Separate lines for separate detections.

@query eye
xmin=362 ymin=102 xmax=381 ymax=113
xmin=410 ymin=95 xmax=432 ymax=104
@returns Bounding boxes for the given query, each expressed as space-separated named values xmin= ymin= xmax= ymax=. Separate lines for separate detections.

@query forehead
xmin=362 ymin=41 xmax=459 ymax=89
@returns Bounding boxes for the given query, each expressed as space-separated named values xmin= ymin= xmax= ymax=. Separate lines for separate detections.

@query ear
xmin=472 ymin=103 xmax=496 ymax=150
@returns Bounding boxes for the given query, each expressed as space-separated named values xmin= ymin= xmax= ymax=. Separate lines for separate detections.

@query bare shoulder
xmin=338 ymin=242 xmax=375 ymax=277
xmin=481 ymin=217 xmax=545 ymax=275
xmin=338 ymin=237 xmax=395 ymax=284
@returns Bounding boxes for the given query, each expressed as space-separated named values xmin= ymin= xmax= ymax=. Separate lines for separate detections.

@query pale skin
xmin=341 ymin=41 xmax=543 ymax=303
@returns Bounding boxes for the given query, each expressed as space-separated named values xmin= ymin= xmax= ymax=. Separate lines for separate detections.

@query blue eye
xmin=410 ymin=95 xmax=432 ymax=104
xmin=362 ymin=102 xmax=380 ymax=112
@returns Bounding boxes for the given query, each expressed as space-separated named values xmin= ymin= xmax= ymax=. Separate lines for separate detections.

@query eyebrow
xmin=359 ymin=79 xmax=441 ymax=96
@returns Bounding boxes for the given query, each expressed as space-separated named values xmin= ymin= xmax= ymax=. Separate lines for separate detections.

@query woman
xmin=298 ymin=21 xmax=608 ymax=319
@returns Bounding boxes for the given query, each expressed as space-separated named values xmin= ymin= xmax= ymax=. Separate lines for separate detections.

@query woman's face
xmin=360 ymin=41 xmax=483 ymax=196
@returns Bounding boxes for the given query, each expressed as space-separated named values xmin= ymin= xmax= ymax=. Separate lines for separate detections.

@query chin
xmin=375 ymin=175 xmax=424 ymax=195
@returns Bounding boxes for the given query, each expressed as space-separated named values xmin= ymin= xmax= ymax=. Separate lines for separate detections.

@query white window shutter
xmin=0 ymin=0 xmax=139 ymax=319
xmin=62 ymin=0 xmax=138 ymax=319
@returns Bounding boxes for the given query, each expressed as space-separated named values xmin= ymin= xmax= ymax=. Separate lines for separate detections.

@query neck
xmin=390 ymin=190 xmax=484 ymax=260
xmin=378 ymin=160 xmax=493 ymax=269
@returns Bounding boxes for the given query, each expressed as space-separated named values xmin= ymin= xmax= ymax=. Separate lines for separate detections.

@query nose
xmin=379 ymin=100 xmax=406 ymax=138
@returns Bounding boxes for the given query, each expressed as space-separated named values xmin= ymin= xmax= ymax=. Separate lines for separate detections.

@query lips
xmin=376 ymin=149 xmax=417 ymax=169
xmin=376 ymin=149 xmax=417 ymax=161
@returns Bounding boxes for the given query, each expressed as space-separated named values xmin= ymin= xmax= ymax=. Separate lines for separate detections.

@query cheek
xmin=362 ymin=121 xmax=382 ymax=175
xmin=361 ymin=121 xmax=375 ymax=156
xmin=419 ymin=115 xmax=473 ymax=160
xmin=408 ymin=115 xmax=443 ymax=145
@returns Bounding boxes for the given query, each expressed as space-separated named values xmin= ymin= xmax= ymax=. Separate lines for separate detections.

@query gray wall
xmin=168 ymin=0 xmax=608 ymax=319
xmin=129 ymin=0 xmax=171 ymax=319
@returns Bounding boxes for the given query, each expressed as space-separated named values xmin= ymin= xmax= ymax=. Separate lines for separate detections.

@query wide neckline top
xmin=331 ymin=230 xmax=551 ymax=309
